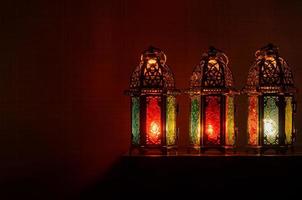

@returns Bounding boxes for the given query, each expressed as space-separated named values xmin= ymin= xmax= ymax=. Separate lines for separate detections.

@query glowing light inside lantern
xmin=150 ymin=121 xmax=160 ymax=136
xmin=264 ymin=119 xmax=277 ymax=136
xmin=148 ymin=58 xmax=157 ymax=65
xmin=263 ymin=96 xmax=279 ymax=144
xmin=207 ymin=124 xmax=214 ymax=136
xmin=205 ymin=96 xmax=221 ymax=144
xmin=208 ymin=59 xmax=219 ymax=70
xmin=208 ymin=59 xmax=216 ymax=64
xmin=146 ymin=96 xmax=161 ymax=145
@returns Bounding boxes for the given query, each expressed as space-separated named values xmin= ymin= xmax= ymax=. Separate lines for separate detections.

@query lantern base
xmin=187 ymin=145 xmax=236 ymax=154
xmin=129 ymin=145 xmax=178 ymax=155
xmin=201 ymin=146 xmax=226 ymax=154
xmin=224 ymin=145 xmax=237 ymax=154
xmin=245 ymin=145 xmax=293 ymax=154
xmin=186 ymin=145 xmax=202 ymax=154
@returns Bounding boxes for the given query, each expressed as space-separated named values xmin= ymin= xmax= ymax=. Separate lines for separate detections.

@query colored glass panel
xmin=205 ymin=96 xmax=221 ymax=144
xmin=131 ymin=97 xmax=140 ymax=145
xmin=146 ymin=96 xmax=161 ymax=145
xmin=248 ymin=96 xmax=258 ymax=145
xmin=226 ymin=96 xmax=235 ymax=145
xmin=285 ymin=96 xmax=293 ymax=144
xmin=190 ymin=96 xmax=200 ymax=145
xmin=166 ymin=96 xmax=176 ymax=145
xmin=263 ymin=96 xmax=279 ymax=145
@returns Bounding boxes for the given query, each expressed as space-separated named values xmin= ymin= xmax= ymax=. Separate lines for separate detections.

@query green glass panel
xmin=166 ymin=96 xmax=176 ymax=145
xmin=263 ymin=96 xmax=279 ymax=145
xmin=131 ymin=97 xmax=140 ymax=145
xmin=285 ymin=97 xmax=293 ymax=144
xmin=226 ymin=96 xmax=235 ymax=145
xmin=190 ymin=96 xmax=200 ymax=145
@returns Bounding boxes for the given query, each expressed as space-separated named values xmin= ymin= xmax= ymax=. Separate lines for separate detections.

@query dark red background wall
xmin=3 ymin=0 xmax=302 ymax=198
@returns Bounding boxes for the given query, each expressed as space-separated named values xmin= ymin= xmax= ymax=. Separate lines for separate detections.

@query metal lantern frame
xmin=125 ymin=46 xmax=180 ymax=155
xmin=186 ymin=47 xmax=238 ymax=153
xmin=243 ymin=44 xmax=297 ymax=153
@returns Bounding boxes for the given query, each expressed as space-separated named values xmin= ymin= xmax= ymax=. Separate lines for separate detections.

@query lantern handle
xmin=161 ymin=51 xmax=167 ymax=64
xmin=218 ymin=51 xmax=229 ymax=66
xmin=255 ymin=43 xmax=279 ymax=59
xmin=206 ymin=46 xmax=229 ymax=65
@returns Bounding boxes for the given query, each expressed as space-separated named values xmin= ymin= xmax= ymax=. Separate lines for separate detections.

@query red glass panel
xmin=146 ymin=96 xmax=161 ymax=145
xmin=248 ymin=96 xmax=258 ymax=145
xmin=205 ymin=96 xmax=221 ymax=144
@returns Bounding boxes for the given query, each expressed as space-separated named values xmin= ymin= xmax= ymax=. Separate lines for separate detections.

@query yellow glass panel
xmin=166 ymin=96 xmax=176 ymax=145
xmin=285 ymin=97 xmax=293 ymax=144
xmin=226 ymin=96 xmax=235 ymax=145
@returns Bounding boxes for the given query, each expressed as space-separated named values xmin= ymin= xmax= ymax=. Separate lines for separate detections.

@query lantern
xmin=187 ymin=47 xmax=238 ymax=153
xmin=125 ymin=46 xmax=179 ymax=154
xmin=243 ymin=44 xmax=297 ymax=153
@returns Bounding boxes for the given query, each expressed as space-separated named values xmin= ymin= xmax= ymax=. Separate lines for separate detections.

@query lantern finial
xmin=208 ymin=46 xmax=218 ymax=56
xmin=147 ymin=45 xmax=157 ymax=53
xmin=262 ymin=43 xmax=278 ymax=55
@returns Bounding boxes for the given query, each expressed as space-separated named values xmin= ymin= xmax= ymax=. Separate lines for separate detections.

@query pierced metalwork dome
xmin=188 ymin=47 xmax=236 ymax=94
xmin=243 ymin=43 xmax=296 ymax=94
xmin=127 ymin=46 xmax=178 ymax=95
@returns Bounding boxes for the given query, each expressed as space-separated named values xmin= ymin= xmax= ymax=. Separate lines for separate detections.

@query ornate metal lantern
xmin=243 ymin=44 xmax=297 ymax=153
xmin=187 ymin=47 xmax=238 ymax=153
xmin=125 ymin=46 xmax=179 ymax=154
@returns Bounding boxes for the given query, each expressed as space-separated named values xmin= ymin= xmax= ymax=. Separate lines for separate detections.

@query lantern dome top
xmin=140 ymin=46 xmax=167 ymax=64
xmin=243 ymin=43 xmax=296 ymax=94
xmin=188 ymin=46 xmax=236 ymax=94
xmin=126 ymin=46 xmax=178 ymax=95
